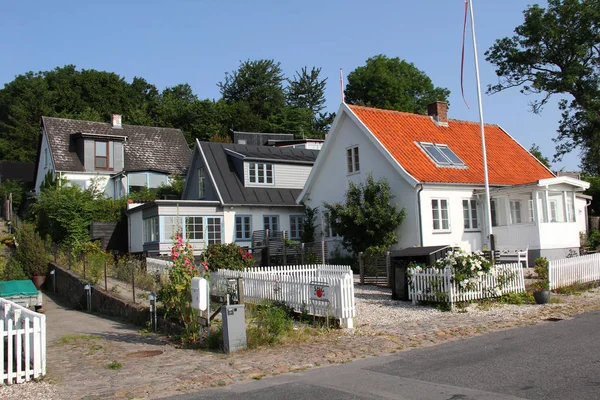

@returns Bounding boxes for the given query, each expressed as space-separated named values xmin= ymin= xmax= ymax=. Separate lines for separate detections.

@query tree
xmin=344 ymin=55 xmax=450 ymax=114
xmin=485 ymin=0 xmax=600 ymax=173
xmin=287 ymin=66 xmax=334 ymax=136
xmin=529 ymin=143 xmax=552 ymax=169
xmin=324 ymin=174 xmax=406 ymax=255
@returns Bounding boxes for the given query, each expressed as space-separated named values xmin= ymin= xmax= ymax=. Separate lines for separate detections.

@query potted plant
xmin=531 ymin=257 xmax=550 ymax=304
xmin=14 ymin=224 xmax=49 ymax=289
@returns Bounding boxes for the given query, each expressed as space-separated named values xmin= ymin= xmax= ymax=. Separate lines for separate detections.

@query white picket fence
xmin=0 ymin=298 xmax=46 ymax=385
xmin=408 ymin=263 xmax=525 ymax=305
xmin=213 ymin=264 xmax=355 ymax=328
xmin=549 ymin=253 xmax=600 ymax=290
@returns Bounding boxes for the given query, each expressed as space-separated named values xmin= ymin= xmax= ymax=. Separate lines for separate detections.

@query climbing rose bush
xmin=433 ymin=249 xmax=494 ymax=290
xmin=200 ymin=243 xmax=254 ymax=271
xmin=158 ymin=233 xmax=208 ymax=342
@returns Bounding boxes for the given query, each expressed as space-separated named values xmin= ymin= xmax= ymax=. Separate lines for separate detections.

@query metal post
xmin=50 ymin=269 xmax=56 ymax=294
xmin=104 ymin=260 xmax=108 ymax=291
xmin=321 ymin=240 xmax=326 ymax=264
xmin=301 ymin=243 xmax=305 ymax=265
xmin=283 ymin=231 xmax=287 ymax=266
xmin=132 ymin=260 xmax=136 ymax=303
xmin=83 ymin=254 xmax=86 ymax=279
xmin=359 ymin=252 xmax=365 ymax=285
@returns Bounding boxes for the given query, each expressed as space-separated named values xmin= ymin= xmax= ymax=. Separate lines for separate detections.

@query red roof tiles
xmin=348 ymin=105 xmax=554 ymax=185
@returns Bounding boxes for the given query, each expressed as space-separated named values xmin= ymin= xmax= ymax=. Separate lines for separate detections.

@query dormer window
xmin=95 ymin=141 xmax=109 ymax=169
xmin=249 ymin=162 xmax=273 ymax=184
xmin=419 ymin=142 xmax=465 ymax=167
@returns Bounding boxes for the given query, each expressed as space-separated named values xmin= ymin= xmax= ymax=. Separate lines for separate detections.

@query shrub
xmin=586 ymin=228 xmax=600 ymax=250
xmin=200 ymin=243 xmax=254 ymax=272
xmin=14 ymin=223 xmax=48 ymax=278
xmin=433 ymin=249 xmax=494 ymax=291
xmin=0 ymin=258 xmax=28 ymax=281
xmin=247 ymin=302 xmax=294 ymax=348
xmin=531 ymin=257 xmax=549 ymax=292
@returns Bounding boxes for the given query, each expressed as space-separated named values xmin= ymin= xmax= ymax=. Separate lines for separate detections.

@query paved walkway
xmin=6 ymin=286 xmax=600 ymax=399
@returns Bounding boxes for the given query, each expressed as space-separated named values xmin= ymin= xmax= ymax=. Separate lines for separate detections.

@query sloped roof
xmin=200 ymin=142 xmax=319 ymax=206
xmin=348 ymin=105 xmax=554 ymax=185
xmin=42 ymin=117 xmax=191 ymax=174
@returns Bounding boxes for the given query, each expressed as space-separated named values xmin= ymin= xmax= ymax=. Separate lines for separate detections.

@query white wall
xmin=34 ymin=131 xmax=54 ymax=194
xmin=128 ymin=208 xmax=144 ymax=253
xmin=62 ymin=172 xmax=112 ymax=197
xmin=419 ymin=185 xmax=484 ymax=252
xmin=244 ymin=162 xmax=312 ymax=190
xmin=575 ymin=196 xmax=589 ymax=236
xmin=302 ymin=112 xmax=420 ymax=252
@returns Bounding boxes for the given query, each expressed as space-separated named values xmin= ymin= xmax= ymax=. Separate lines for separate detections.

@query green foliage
xmin=107 ymin=361 xmax=122 ymax=370
xmin=0 ymin=258 xmax=29 ymax=281
xmin=156 ymin=175 xmax=185 ymax=199
xmin=158 ymin=233 xmax=207 ymax=343
xmin=432 ymin=250 xmax=494 ymax=291
xmin=585 ymin=228 xmax=600 ymax=249
xmin=344 ymin=55 xmax=450 ymax=114
xmin=485 ymin=0 xmax=600 ymax=173
xmin=531 ymin=257 xmax=550 ymax=291
xmin=324 ymin=173 xmax=406 ymax=255
xmin=499 ymin=291 xmax=534 ymax=305
xmin=528 ymin=143 xmax=551 ymax=169
xmin=14 ymin=223 xmax=48 ymax=277
xmin=300 ymin=203 xmax=317 ymax=243
xmin=247 ymin=302 xmax=294 ymax=348
xmin=200 ymin=243 xmax=254 ymax=272
xmin=0 ymin=179 xmax=26 ymax=211
xmin=582 ymin=174 xmax=600 ymax=216
xmin=31 ymin=183 xmax=126 ymax=247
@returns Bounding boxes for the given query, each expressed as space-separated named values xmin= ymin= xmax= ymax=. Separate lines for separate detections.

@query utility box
xmin=221 ymin=304 xmax=247 ymax=353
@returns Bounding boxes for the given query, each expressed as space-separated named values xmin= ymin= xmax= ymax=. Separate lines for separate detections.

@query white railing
xmin=0 ymin=298 xmax=46 ymax=385
xmin=213 ymin=264 xmax=355 ymax=328
xmin=409 ymin=263 xmax=525 ymax=305
xmin=549 ymin=253 xmax=600 ymax=290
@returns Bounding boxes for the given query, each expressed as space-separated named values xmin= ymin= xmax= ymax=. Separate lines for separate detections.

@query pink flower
xmin=201 ymin=260 xmax=209 ymax=271
xmin=239 ymin=249 xmax=243 ymax=254
xmin=242 ymin=254 xmax=247 ymax=259
xmin=173 ymin=252 xmax=180 ymax=258
xmin=184 ymin=258 xmax=191 ymax=265
xmin=177 ymin=235 xmax=183 ymax=244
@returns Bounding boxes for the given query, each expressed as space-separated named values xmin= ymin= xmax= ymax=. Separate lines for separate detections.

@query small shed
xmin=389 ymin=245 xmax=451 ymax=301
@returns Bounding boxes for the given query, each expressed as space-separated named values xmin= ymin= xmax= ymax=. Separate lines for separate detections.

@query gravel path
xmin=4 ymin=281 xmax=600 ymax=399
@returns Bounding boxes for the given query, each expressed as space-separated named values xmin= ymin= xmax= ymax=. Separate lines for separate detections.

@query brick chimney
xmin=111 ymin=114 xmax=122 ymax=129
xmin=427 ymin=102 xmax=448 ymax=126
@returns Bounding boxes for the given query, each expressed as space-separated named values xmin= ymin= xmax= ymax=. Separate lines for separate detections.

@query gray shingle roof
xmin=42 ymin=117 xmax=191 ymax=174
xmin=200 ymin=142 xmax=319 ymax=206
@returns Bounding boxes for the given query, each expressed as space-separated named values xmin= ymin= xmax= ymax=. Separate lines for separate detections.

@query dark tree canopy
xmin=485 ymin=0 xmax=600 ymax=173
xmin=344 ymin=55 xmax=450 ymax=114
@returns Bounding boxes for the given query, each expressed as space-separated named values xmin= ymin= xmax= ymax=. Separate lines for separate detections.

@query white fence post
xmin=549 ymin=253 xmax=600 ymax=290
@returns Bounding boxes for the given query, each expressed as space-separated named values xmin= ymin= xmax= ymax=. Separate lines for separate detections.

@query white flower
xmin=495 ymin=288 xmax=502 ymax=296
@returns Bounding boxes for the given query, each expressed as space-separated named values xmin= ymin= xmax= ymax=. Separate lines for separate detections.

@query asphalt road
xmin=166 ymin=310 xmax=600 ymax=400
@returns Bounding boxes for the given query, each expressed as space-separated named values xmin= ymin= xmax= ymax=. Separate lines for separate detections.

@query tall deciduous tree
xmin=485 ymin=0 xmax=600 ymax=173
xmin=529 ymin=143 xmax=552 ymax=169
xmin=324 ymin=174 xmax=406 ymax=255
xmin=344 ymin=55 xmax=450 ymax=114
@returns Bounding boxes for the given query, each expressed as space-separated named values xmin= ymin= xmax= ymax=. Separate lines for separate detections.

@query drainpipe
xmin=417 ymin=184 xmax=424 ymax=247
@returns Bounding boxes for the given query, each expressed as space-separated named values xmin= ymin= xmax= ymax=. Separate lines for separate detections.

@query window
xmin=462 ymin=199 xmax=478 ymax=230
xmin=490 ymin=200 xmax=498 ymax=227
xmin=198 ymin=167 xmax=206 ymax=198
xmin=510 ymin=200 xmax=522 ymax=224
xmin=263 ymin=215 xmax=279 ymax=235
xmin=419 ymin=143 xmax=465 ymax=167
xmin=432 ymin=199 xmax=450 ymax=231
xmin=95 ymin=141 xmax=109 ymax=169
xmin=235 ymin=216 xmax=252 ymax=241
xmin=249 ymin=163 xmax=273 ymax=184
xmin=185 ymin=217 xmax=203 ymax=240
xmin=206 ymin=217 xmax=222 ymax=244
xmin=289 ymin=215 xmax=304 ymax=240
xmin=528 ymin=199 xmax=535 ymax=222
xmin=163 ymin=216 xmax=181 ymax=242
xmin=549 ymin=200 xmax=558 ymax=222
xmin=44 ymin=148 xmax=48 ymax=168
xmin=143 ymin=217 xmax=159 ymax=243
xmin=346 ymin=146 xmax=360 ymax=173
xmin=566 ymin=194 xmax=575 ymax=222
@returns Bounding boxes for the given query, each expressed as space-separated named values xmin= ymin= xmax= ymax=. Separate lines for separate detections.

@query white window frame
xmin=143 ymin=216 xmax=159 ymax=243
xmin=185 ymin=216 xmax=204 ymax=241
xmin=235 ymin=215 xmax=252 ymax=241
xmin=510 ymin=200 xmax=522 ymax=224
xmin=206 ymin=217 xmax=222 ymax=245
xmin=346 ymin=146 xmax=360 ymax=174
xmin=289 ymin=215 xmax=304 ymax=240
xmin=462 ymin=198 xmax=479 ymax=231
xmin=249 ymin=162 xmax=274 ymax=184
xmin=566 ymin=193 xmax=575 ymax=223
xmin=432 ymin=199 xmax=450 ymax=232
xmin=198 ymin=167 xmax=206 ymax=198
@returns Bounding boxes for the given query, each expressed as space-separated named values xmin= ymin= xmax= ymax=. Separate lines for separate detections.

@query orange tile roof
xmin=348 ymin=105 xmax=554 ymax=185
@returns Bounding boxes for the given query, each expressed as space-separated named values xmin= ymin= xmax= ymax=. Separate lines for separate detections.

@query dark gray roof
xmin=42 ymin=116 xmax=191 ymax=174
xmin=233 ymin=131 xmax=294 ymax=146
xmin=225 ymin=145 xmax=318 ymax=163
xmin=200 ymin=142 xmax=318 ymax=206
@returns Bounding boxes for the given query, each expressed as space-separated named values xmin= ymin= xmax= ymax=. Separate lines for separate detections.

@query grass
xmin=553 ymin=281 xmax=600 ymax=295
xmin=107 ymin=361 xmax=122 ymax=370
xmin=56 ymin=334 xmax=101 ymax=345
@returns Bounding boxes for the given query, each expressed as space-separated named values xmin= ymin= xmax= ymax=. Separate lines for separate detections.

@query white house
xmin=33 ymin=115 xmax=191 ymax=198
xmin=127 ymin=140 xmax=319 ymax=256
xmin=298 ymin=102 xmax=590 ymax=263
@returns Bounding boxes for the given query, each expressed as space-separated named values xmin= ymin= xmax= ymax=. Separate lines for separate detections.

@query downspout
xmin=417 ymin=184 xmax=424 ymax=247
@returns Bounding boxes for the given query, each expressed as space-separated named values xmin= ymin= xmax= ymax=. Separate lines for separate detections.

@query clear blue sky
xmin=0 ymin=0 xmax=580 ymax=170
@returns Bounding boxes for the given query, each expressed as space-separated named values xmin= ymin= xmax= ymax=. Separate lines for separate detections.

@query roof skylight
xmin=419 ymin=142 xmax=465 ymax=167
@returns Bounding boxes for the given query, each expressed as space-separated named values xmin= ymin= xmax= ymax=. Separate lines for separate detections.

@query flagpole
xmin=340 ymin=68 xmax=345 ymax=104
xmin=468 ymin=0 xmax=493 ymax=246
